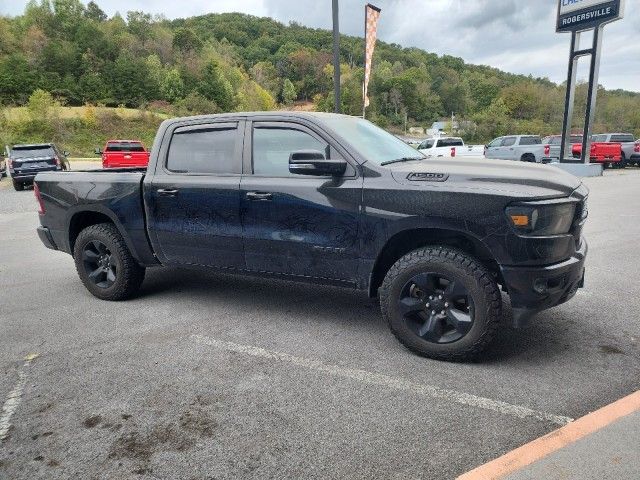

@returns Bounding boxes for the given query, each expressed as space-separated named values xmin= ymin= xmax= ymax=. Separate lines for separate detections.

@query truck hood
xmin=388 ymin=156 xmax=582 ymax=199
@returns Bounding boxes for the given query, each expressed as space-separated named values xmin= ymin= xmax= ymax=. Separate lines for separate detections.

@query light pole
xmin=332 ymin=0 xmax=340 ymax=113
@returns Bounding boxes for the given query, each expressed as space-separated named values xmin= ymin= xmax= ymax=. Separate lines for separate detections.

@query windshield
xmin=11 ymin=146 xmax=55 ymax=159
xmin=319 ymin=116 xmax=425 ymax=166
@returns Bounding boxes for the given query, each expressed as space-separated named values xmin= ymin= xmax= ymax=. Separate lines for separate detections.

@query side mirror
xmin=94 ymin=148 xmax=102 ymax=155
xmin=289 ymin=150 xmax=347 ymax=176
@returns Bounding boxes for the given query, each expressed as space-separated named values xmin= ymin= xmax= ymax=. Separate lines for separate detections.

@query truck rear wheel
xmin=379 ymin=247 xmax=501 ymax=362
xmin=13 ymin=180 xmax=24 ymax=191
xmin=521 ymin=154 xmax=536 ymax=163
xmin=73 ymin=223 xmax=145 ymax=301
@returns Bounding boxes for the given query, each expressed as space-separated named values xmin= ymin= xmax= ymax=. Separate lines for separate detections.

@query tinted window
xmin=167 ymin=125 xmax=237 ymax=174
xmin=11 ymin=146 xmax=55 ymax=159
xmin=570 ymin=135 xmax=583 ymax=144
xmin=501 ymin=137 xmax=516 ymax=147
xmin=610 ymin=134 xmax=634 ymax=143
xmin=106 ymin=142 xmax=145 ymax=152
xmin=253 ymin=127 xmax=328 ymax=176
xmin=592 ymin=135 xmax=608 ymax=142
xmin=437 ymin=138 xmax=464 ymax=147
xmin=419 ymin=140 xmax=435 ymax=149
xmin=519 ymin=136 xmax=542 ymax=145
xmin=488 ymin=138 xmax=503 ymax=147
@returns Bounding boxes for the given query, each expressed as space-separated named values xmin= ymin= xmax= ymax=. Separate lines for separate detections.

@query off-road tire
xmin=379 ymin=247 xmax=501 ymax=362
xmin=13 ymin=180 xmax=24 ymax=191
xmin=521 ymin=153 xmax=536 ymax=163
xmin=73 ymin=223 xmax=145 ymax=301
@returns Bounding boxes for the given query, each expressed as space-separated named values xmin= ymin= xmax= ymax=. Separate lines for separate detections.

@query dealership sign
xmin=557 ymin=0 xmax=624 ymax=32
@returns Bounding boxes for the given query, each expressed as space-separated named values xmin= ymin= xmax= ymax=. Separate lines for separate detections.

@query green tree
xmin=84 ymin=1 xmax=107 ymax=22
xmin=197 ymin=61 xmax=234 ymax=111
xmin=172 ymin=27 xmax=203 ymax=53
xmin=161 ymin=68 xmax=185 ymax=102
xmin=27 ymin=89 xmax=60 ymax=120
xmin=281 ymin=78 xmax=297 ymax=105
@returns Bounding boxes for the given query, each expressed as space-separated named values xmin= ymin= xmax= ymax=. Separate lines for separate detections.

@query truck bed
xmin=34 ymin=169 xmax=157 ymax=266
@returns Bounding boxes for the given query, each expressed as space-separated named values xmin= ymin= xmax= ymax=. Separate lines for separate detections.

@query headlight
xmin=506 ymin=202 xmax=576 ymax=236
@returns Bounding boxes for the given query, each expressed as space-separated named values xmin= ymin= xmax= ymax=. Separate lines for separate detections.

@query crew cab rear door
xmin=145 ymin=121 xmax=245 ymax=268
xmin=240 ymin=119 xmax=362 ymax=283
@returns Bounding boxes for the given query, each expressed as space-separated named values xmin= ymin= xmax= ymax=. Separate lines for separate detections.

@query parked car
xmin=97 ymin=140 xmax=150 ymax=169
xmin=484 ymin=135 xmax=546 ymax=162
xmin=572 ymin=140 xmax=622 ymax=168
xmin=7 ymin=143 xmax=70 ymax=191
xmin=593 ymin=133 xmax=636 ymax=167
xmin=417 ymin=137 xmax=484 ymax=158
xmin=540 ymin=134 xmax=583 ymax=162
xmin=35 ymin=112 xmax=588 ymax=362
xmin=632 ymin=141 xmax=640 ymax=166
xmin=0 ymin=146 xmax=7 ymax=179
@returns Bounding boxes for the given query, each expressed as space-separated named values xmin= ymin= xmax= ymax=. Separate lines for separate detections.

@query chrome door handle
xmin=246 ymin=192 xmax=273 ymax=201
xmin=157 ymin=188 xmax=179 ymax=197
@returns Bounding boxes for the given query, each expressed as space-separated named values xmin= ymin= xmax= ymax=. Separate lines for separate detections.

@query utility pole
xmin=332 ymin=0 xmax=340 ymax=113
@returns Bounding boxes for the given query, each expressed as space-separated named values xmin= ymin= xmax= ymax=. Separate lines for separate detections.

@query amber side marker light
xmin=510 ymin=215 xmax=529 ymax=227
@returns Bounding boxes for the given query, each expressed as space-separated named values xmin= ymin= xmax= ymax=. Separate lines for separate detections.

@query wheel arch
xmin=67 ymin=208 xmax=145 ymax=265
xmin=368 ymin=227 xmax=501 ymax=298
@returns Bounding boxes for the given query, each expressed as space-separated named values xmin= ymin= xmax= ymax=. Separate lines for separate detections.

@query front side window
xmin=592 ymin=135 xmax=608 ymax=142
xmin=419 ymin=140 xmax=435 ymax=149
xmin=167 ymin=124 xmax=238 ymax=174
xmin=501 ymin=137 xmax=517 ymax=147
xmin=253 ymin=126 xmax=328 ymax=176
xmin=488 ymin=138 xmax=502 ymax=147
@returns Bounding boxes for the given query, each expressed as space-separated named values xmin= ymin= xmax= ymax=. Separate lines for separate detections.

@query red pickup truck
xmin=96 ymin=140 xmax=150 ymax=169
xmin=572 ymin=141 xmax=621 ymax=168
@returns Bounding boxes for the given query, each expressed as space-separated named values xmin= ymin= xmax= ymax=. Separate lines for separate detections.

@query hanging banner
xmin=557 ymin=0 xmax=624 ymax=33
xmin=363 ymin=3 xmax=381 ymax=109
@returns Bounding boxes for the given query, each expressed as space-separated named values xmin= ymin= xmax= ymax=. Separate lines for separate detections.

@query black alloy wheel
xmin=398 ymin=272 xmax=474 ymax=344
xmin=82 ymin=240 xmax=117 ymax=289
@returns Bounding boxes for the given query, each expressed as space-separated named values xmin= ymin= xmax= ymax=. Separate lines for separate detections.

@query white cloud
xmin=2 ymin=0 xmax=638 ymax=91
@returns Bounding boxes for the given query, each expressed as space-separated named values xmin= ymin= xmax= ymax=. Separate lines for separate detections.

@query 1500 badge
xmin=407 ymin=172 xmax=449 ymax=182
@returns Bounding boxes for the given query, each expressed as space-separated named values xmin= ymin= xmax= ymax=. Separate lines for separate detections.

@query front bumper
xmin=501 ymin=238 xmax=587 ymax=327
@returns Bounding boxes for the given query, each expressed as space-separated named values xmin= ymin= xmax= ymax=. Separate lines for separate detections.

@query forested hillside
xmin=1 ymin=0 xmax=639 ymax=154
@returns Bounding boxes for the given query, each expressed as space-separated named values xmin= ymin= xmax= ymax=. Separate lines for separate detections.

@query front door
xmin=240 ymin=121 xmax=362 ymax=283
xmin=146 ymin=121 xmax=245 ymax=268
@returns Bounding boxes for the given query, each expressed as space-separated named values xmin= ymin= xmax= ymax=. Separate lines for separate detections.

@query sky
xmin=1 ymin=0 xmax=638 ymax=92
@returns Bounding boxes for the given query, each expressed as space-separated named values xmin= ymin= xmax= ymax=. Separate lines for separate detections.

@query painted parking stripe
xmin=0 ymin=353 xmax=39 ymax=441
xmin=191 ymin=334 xmax=573 ymax=426
xmin=457 ymin=389 xmax=640 ymax=480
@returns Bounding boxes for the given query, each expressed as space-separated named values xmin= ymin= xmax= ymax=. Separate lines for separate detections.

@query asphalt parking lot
xmin=1 ymin=163 xmax=639 ymax=479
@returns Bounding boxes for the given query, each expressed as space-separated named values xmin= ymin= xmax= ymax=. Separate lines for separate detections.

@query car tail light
xmin=544 ymin=145 xmax=550 ymax=156
xmin=54 ymin=157 xmax=61 ymax=166
xmin=34 ymin=182 xmax=45 ymax=215
xmin=635 ymin=143 xmax=640 ymax=153
xmin=450 ymin=147 xmax=456 ymax=157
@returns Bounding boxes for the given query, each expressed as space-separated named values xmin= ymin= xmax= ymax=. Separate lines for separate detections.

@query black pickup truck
xmin=34 ymin=112 xmax=588 ymax=361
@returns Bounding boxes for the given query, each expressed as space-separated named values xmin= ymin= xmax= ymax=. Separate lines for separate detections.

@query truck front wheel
xmin=73 ymin=223 xmax=145 ymax=301
xmin=379 ymin=247 xmax=501 ymax=361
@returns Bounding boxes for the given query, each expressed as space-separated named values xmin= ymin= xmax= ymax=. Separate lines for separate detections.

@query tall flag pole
xmin=332 ymin=0 xmax=341 ymax=113
xmin=363 ymin=3 xmax=381 ymax=119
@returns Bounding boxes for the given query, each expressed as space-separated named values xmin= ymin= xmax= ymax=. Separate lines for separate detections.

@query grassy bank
xmin=1 ymin=106 xmax=164 ymax=157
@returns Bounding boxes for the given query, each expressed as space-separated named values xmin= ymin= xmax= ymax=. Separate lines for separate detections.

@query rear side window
xmin=519 ymin=136 xmax=542 ymax=145
xmin=436 ymin=138 xmax=464 ymax=147
xmin=501 ymin=137 xmax=516 ymax=147
xmin=610 ymin=134 xmax=634 ymax=143
xmin=253 ymin=126 xmax=328 ymax=176
xmin=105 ymin=142 xmax=145 ymax=152
xmin=167 ymin=124 xmax=238 ymax=174
xmin=592 ymin=135 xmax=608 ymax=142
